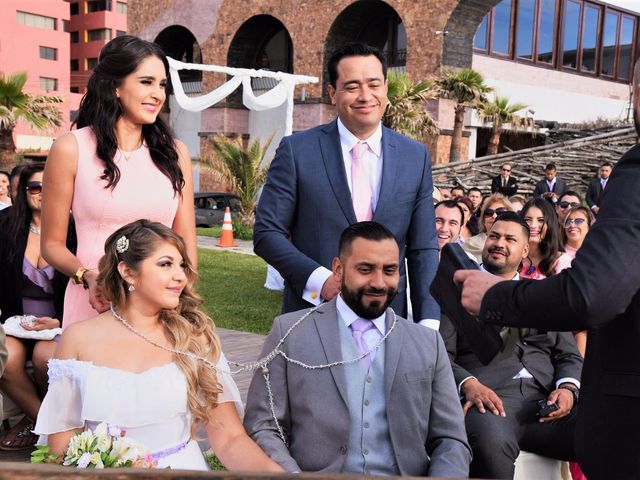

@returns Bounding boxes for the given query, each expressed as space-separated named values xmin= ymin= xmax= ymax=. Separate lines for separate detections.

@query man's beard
xmin=341 ymin=280 xmax=397 ymax=320
xmin=482 ymin=247 xmax=513 ymax=276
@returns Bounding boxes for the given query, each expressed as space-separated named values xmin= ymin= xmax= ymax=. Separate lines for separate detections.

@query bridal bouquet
xmin=31 ymin=422 xmax=157 ymax=468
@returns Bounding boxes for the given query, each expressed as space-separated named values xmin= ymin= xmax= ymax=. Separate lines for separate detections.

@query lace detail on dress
xmin=47 ymin=358 xmax=89 ymax=383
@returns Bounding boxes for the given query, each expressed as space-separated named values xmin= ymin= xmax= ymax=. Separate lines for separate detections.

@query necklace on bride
xmin=29 ymin=224 xmax=41 ymax=235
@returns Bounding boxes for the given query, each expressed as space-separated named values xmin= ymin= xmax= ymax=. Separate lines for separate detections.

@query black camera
xmin=537 ymin=398 xmax=559 ymax=417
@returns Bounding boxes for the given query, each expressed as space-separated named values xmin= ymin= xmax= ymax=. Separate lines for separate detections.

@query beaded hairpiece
xmin=115 ymin=235 xmax=129 ymax=254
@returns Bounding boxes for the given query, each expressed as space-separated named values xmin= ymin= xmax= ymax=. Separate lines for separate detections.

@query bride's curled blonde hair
xmin=97 ymin=219 xmax=222 ymax=430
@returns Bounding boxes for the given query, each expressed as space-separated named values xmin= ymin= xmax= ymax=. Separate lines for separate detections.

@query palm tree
xmin=383 ymin=71 xmax=438 ymax=140
xmin=206 ymin=134 xmax=273 ymax=227
xmin=0 ymin=72 xmax=64 ymax=168
xmin=436 ymin=68 xmax=492 ymax=163
xmin=476 ymin=95 xmax=528 ymax=156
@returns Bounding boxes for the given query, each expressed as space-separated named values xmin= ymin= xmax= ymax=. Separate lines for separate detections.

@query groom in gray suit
xmin=244 ymin=222 xmax=471 ymax=476
xmin=254 ymin=43 xmax=440 ymax=327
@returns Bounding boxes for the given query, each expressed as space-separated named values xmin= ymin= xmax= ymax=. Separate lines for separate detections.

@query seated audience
xmin=440 ymin=212 xmax=582 ymax=479
xmin=508 ymin=195 xmax=526 ymax=214
xmin=0 ymin=170 xmax=10 ymax=210
xmin=519 ymin=197 xmax=571 ymax=279
xmin=555 ymin=190 xmax=582 ymax=225
xmin=0 ymin=165 xmax=67 ymax=450
xmin=454 ymin=196 xmax=478 ymax=241
xmin=244 ymin=221 xmax=471 ymax=476
xmin=463 ymin=194 xmax=514 ymax=263
xmin=451 ymin=186 xmax=465 ymax=197
xmin=435 ymin=200 xmax=465 ymax=250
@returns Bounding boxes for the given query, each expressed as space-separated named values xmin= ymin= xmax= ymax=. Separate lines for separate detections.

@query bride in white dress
xmin=34 ymin=220 xmax=283 ymax=471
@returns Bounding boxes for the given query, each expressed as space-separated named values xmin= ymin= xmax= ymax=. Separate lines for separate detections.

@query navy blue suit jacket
xmin=253 ymin=120 xmax=440 ymax=320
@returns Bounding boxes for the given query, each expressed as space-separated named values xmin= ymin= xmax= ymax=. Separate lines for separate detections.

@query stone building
xmin=127 ymin=0 xmax=638 ymax=166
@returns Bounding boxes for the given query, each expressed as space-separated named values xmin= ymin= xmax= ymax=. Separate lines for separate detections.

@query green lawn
xmin=196 ymin=226 xmax=222 ymax=238
xmin=197 ymin=248 xmax=282 ymax=335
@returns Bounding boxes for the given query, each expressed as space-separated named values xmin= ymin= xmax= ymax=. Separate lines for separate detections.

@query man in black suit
xmin=533 ymin=163 xmax=568 ymax=203
xmin=454 ymin=59 xmax=640 ymax=480
xmin=440 ymin=213 xmax=581 ymax=479
xmin=585 ymin=162 xmax=613 ymax=215
xmin=490 ymin=163 xmax=518 ymax=197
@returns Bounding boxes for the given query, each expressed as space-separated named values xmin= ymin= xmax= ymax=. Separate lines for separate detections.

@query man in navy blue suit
xmin=254 ymin=43 xmax=440 ymax=327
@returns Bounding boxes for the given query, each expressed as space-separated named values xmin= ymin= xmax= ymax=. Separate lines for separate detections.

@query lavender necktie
xmin=351 ymin=142 xmax=373 ymax=221
xmin=351 ymin=317 xmax=375 ymax=367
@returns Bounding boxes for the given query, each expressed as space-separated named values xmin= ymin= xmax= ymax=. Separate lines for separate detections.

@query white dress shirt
xmin=336 ymin=294 xmax=385 ymax=363
xmin=302 ymin=119 xmax=383 ymax=306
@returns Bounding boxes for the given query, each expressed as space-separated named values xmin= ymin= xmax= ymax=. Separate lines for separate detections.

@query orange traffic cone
xmin=216 ymin=207 xmax=238 ymax=247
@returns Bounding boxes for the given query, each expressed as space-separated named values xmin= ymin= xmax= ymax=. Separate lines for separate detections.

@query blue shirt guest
xmin=244 ymin=221 xmax=471 ymax=476
xmin=253 ymin=43 xmax=440 ymax=328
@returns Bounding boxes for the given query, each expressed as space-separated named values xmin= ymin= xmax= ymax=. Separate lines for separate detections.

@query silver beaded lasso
xmin=109 ymin=303 xmax=398 ymax=445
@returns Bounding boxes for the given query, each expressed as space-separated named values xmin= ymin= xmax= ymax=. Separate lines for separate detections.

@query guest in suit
xmin=441 ymin=212 xmax=581 ymax=479
xmin=435 ymin=200 xmax=464 ymax=250
xmin=533 ymin=163 xmax=568 ymax=203
xmin=254 ymin=43 xmax=439 ymax=327
xmin=244 ymin=222 xmax=471 ymax=476
xmin=585 ymin=162 xmax=613 ymax=215
xmin=491 ymin=163 xmax=518 ymax=197
xmin=454 ymin=61 xmax=640 ymax=480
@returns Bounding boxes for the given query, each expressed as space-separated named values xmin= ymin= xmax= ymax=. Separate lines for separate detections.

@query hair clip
xmin=116 ymin=235 xmax=129 ymax=254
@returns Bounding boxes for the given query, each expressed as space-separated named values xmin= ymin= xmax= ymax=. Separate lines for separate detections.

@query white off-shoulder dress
xmin=34 ymin=355 xmax=243 ymax=470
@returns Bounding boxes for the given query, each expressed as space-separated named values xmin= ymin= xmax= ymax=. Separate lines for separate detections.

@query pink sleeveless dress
xmin=63 ymin=127 xmax=179 ymax=327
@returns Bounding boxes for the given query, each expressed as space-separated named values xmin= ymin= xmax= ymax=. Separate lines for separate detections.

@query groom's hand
xmin=454 ymin=270 xmax=504 ymax=316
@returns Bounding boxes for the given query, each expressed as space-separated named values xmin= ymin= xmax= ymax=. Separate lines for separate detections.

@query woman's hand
xmin=21 ymin=316 xmax=61 ymax=331
xmin=84 ymin=270 xmax=110 ymax=313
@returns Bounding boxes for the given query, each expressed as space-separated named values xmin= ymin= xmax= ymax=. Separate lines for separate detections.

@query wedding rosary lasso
xmin=110 ymin=304 xmax=398 ymax=445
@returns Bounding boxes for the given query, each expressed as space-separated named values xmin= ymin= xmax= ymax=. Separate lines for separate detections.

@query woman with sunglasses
xmin=519 ymin=198 xmax=572 ymax=279
xmin=41 ymin=36 xmax=196 ymax=328
xmin=463 ymin=193 xmax=514 ymax=262
xmin=0 ymin=164 xmax=71 ymax=450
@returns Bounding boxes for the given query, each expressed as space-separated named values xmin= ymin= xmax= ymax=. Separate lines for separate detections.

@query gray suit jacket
xmin=253 ymin=120 xmax=440 ymax=320
xmin=243 ymin=299 xmax=471 ymax=476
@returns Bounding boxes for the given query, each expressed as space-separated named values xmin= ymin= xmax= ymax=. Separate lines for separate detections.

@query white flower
xmin=110 ymin=437 xmax=149 ymax=467
xmin=93 ymin=422 xmax=108 ymax=437
xmin=108 ymin=425 xmax=122 ymax=438
xmin=76 ymin=452 xmax=92 ymax=468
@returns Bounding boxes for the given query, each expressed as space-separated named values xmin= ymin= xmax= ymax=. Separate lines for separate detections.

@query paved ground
xmin=197 ymin=236 xmax=254 ymax=255
xmin=0 ymin=327 xmax=267 ymax=463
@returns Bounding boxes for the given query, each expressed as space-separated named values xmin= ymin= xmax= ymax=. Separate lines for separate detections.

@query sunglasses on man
xmin=26 ymin=181 xmax=43 ymax=195
xmin=558 ymin=201 xmax=580 ymax=209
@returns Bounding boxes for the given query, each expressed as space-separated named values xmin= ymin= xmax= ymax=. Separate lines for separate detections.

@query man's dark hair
xmin=327 ymin=43 xmax=387 ymax=88
xmin=339 ymin=221 xmax=397 ymax=257
xmin=545 ymin=163 xmax=557 ymax=171
xmin=435 ymin=199 xmax=465 ymax=225
xmin=601 ymin=161 xmax=613 ymax=168
xmin=492 ymin=211 xmax=530 ymax=239
xmin=559 ymin=190 xmax=583 ymax=203
xmin=467 ymin=186 xmax=482 ymax=195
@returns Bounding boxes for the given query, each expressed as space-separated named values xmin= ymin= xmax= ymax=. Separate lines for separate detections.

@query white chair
xmin=514 ymin=451 xmax=571 ymax=480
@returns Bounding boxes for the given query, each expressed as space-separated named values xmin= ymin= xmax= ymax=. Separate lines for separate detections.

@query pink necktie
xmin=351 ymin=142 xmax=373 ymax=221
xmin=351 ymin=317 xmax=374 ymax=368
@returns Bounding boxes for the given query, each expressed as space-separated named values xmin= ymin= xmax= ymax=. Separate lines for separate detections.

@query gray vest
xmin=338 ymin=317 xmax=399 ymax=476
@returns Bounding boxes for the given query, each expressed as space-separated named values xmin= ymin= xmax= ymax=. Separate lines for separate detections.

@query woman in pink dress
xmin=42 ymin=36 xmax=196 ymax=327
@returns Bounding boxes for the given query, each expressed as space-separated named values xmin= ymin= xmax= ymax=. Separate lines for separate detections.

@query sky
xmin=605 ymin=0 xmax=640 ymax=13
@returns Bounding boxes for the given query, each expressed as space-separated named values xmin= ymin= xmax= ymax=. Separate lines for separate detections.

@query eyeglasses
xmin=564 ymin=217 xmax=587 ymax=228
xmin=501 ymin=168 xmax=511 ymax=172
xmin=558 ymin=201 xmax=580 ymax=209
xmin=483 ymin=207 xmax=508 ymax=217
xmin=26 ymin=182 xmax=42 ymax=195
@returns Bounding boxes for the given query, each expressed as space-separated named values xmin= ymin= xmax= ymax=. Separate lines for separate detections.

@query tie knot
xmin=351 ymin=142 xmax=368 ymax=160
xmin=351 ymin=317 xmax=374 ymax=334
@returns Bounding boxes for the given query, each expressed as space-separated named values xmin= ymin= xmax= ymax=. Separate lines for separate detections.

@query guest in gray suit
xmin=254 ymin=43 xmax=440 ymax=327
xmin=244 ymin=222 xmax=471 ymax=476
xmin=439 ymin=212 xmax=582 ymax=479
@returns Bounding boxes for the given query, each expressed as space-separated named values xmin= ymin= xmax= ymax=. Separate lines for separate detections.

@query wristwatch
xmin=72 ymin=266 xmax=90 ymax=289
xmin=559 ymin=385 xmax=579 ymax=405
